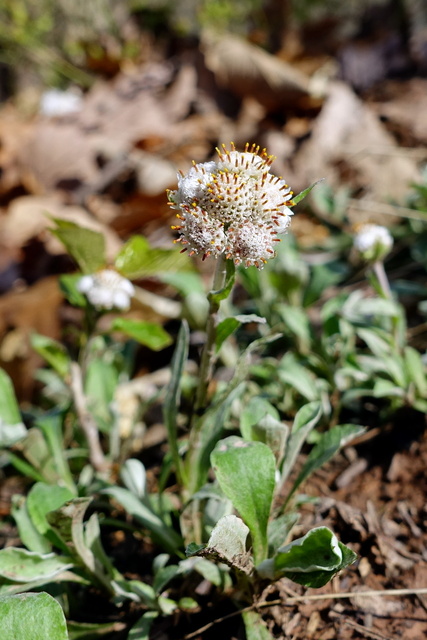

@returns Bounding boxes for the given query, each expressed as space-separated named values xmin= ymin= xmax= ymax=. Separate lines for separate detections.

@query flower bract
xmin=168 ymin=143 xmax=294 ymax=268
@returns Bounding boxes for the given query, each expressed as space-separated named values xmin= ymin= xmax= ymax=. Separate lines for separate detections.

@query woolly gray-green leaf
xmin=211 ymin=437 xmax=275 ymax=564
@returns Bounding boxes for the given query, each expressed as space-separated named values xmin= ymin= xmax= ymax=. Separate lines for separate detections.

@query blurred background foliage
xmin=1 ymin=0 xmax=418 ymax=92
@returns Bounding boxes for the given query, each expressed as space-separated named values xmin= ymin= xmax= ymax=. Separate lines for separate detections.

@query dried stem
xmin=70 ymin=361 xmax=109 ymax=473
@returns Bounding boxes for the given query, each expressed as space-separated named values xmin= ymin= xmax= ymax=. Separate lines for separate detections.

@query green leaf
xmin=30 ymin=334 xmax=71 ymax=378
xmin=84 ymin=357 xmax=118 ymax=433
xmin=0 ymin=422 xmax=27 ymax=449
xmin=240 ymin=397 xmax=280 ymax=441
xmin=186 ymin=543 xmax=205 ymax=556
xmin=404 ymin=346 xmax=427 ymax=396
xmin=216 ymin=314 xmax=266 ymax=352
xmin=46 ymin=498 xmax=116 ymax=595
xmin=115 ymin=235 xmax=192 ymax=279
xmin=208 ymin=259 xmax=235 ymax=305
xmin=268 ymin=513 xmax=299 ymax=555
xmin=242 ymin=611 xmax=275 ymax=640
xmin=11 ymin=496 xmax=51 ymax=554
xmin=0 ymin=548 xmax=73 ymax=582
xmin=292 ymin=179 xmax=324 ymax=205
xmin=373 ymin=379 xmax=405 ymax=398
xmin=341 ymin=292 xmax=400 ymax=323
xmin=356 ymin=327 xmax=393 ymax=358
xmin=49 ymin=218 xmax=105 ymax=274
xmin=120 ymin=459 xmax=146 ymax=499
xmin=280 ymin=401 xmax=322 ymax=490
xmin=257 ymin=526 xmax=357 ymax=588
xmin=67 ymin=620 xmax=120 ymax=639
xmin=0 ymin=370 xmax=27 ymax=447
xmin=158 ymin=271 xmax=204 ymax=296
xmin=125 ymin=580 xmax=156 ymax=607
xmin=192 ymin=558 xmax=228 ymax=587
xmin=128 ymin=611 xmax=158 ymax=640
xmin=26 ymin=483 xmax=75 ymax=551
xmin=276 ymin=304 xmax=311 ymax=350
xmin=195 ymin=384 xmax=246 ymax=490
xmin=251 ymin=414 xmax=289 ymax=465
xmin=211 ymin=437 xmax=276 ymax=564
xmin=58 ymin=274 xmax=87 ymax=307
xmin=0 ymin=592 xmax=69 ymax=640
xmin=152 ymin=564 xmax=181 ymax=594
xmin=215 ymin=317 xmax=240 ymax=352
xmin=290 ymin=424 xmax=366 ymax=499
xmin=163 ymin=321 xmax=189 ymax=486
xmin=278 ymin=353 xmax=319 ymax=401
xmin=111 ymin=318 xmax=172 ymax=351
xmin=179 ymin=597 xmax=199 ymax=610
xmin=101 ymin=486 xmax=182 ymax=554
xmin=35 ymin=414 xmax=76 ymax=495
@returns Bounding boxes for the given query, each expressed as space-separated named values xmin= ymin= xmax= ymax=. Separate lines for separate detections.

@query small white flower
xmin=353 ymin=223 xmax=393 ymax=262
xmin=169 ymin=143 xmax=295 ymax=268
xmin=78 ymin=269 xmax=134 ymax=311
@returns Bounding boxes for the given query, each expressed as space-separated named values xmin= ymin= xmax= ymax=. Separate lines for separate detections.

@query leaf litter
xmin=0 ymin=5 xmax=427 ymax=639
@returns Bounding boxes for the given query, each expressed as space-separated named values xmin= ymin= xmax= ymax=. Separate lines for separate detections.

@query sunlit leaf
xmin=31 ymin=333 xmax=70 ymax=378
xmin=211 ymin=437 xmax=275 ymax=564
xmin=111 ymin=318 xmax=172 ymax=351
xmin=292 ymin=179 xmax=324 ymax=205
xmin=115 ymin=235 xmax=192 ymax=279
xmin=49 ymin=218 xmax=105 ymax=274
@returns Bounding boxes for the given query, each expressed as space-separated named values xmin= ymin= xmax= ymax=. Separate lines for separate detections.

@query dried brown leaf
xmin=202 ymin=33 xmax=310 ymax=110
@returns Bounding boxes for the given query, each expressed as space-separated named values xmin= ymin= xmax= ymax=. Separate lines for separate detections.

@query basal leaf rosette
xmin=168 ymin=143 xmax=295 ymax=269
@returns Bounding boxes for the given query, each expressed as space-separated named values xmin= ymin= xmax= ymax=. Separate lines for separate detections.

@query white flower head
xmin=77 ymin=269 xmax=135 ymax=311
xmin=168 ymin=143 xmax=295 ymax=268
xmin=353 ymin=223 xmax=393 ymax=262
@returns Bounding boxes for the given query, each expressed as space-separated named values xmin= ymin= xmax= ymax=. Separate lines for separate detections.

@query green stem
xmin=372 ymin=260 xmax=392 ymax=300
xmin=371 ymin=260 xmax=403 ymax=351
xmin=194 ymin=255 xmax=228 ymax=412
xmin=184 ymin=254 xmax=228 ymax=493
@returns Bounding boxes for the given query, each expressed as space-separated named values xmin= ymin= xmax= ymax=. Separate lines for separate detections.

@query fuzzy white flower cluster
xmin=78 ymin=269 xmax=135 ymax=311
xmin=353 ymin=223 xmax=393 ymax=262
xmin=168 ymin=143 xmax=294 ymax=268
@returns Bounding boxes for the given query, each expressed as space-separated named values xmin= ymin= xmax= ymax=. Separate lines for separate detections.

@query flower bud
xmin=353 ymin=223 xmax=393 ymax=262
xmin=78 ymin=269 xmax=134 ymax=311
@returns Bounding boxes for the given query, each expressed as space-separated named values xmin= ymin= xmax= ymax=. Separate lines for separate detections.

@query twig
xmin=346 ymin=145 xmax=427 ymax=160
xmin=180 ymin=588 xmax=427 ymax=640
xmin=70 ymin=362 xmax=109 ymax=472
xmin=329 ymin=612 xmax=394 ymax=640
xmin=282 ymin=587 xmax=427 ymax=603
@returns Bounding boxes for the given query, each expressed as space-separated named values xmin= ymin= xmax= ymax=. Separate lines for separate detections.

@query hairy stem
xmin=185 ymin=254 xmax=228 ymax=493
xmin=372 ymin=260 xmax=392 ymax=299
xmin=194 ymin=254 xmax=229 ymax=412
